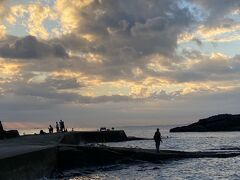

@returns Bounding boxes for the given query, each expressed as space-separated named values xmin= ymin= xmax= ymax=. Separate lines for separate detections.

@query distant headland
xmin=170 ymin=114 xmax=240 ymax=132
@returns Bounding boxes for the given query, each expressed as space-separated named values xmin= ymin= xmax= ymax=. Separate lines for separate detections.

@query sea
xmin=20 ymin=126 xmax=240 ymax=180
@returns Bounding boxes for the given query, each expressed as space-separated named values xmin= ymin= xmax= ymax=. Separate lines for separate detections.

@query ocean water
xmin=44 ymin=126 xmax=240 ymax=180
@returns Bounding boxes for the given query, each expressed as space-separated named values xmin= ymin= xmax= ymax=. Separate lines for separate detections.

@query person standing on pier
xmin=62 ymin=120 xmax=65 ymax=132
xmin=48 ymin=125 xmax=53 ymax=133
xmin=154 ymin=128 xmax=162 ymax=152
xmin=56 ymin=122 xmax=59 ymax=132
xmin=59 ymin=120 xmax=66 ymax=132
xmin=59 ymin=120 xmax=63 ymax=132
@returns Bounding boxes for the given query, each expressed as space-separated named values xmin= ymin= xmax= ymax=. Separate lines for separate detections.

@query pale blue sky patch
xmin=4 ymin=23 xmax=28 ymax=38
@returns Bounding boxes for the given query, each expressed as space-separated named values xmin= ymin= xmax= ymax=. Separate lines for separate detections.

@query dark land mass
xmin=170 ymin=114 xmax=240 ymax=132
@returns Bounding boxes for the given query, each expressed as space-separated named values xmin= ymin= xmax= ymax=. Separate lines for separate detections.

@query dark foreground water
xmin=41 ymin=126 xmax=240 ymax=180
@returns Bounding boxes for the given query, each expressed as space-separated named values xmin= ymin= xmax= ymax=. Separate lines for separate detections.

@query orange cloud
xmin=54 ymin=0 xmax=93 ymax=34
xmin=0 ymin=24 xmax=6 ymax=39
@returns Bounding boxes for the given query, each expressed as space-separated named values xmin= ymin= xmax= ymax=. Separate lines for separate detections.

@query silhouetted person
xmin=59 ymin=120 xmax=63 ymax=132
xmin=154 ymin=128 xmax=162 ymax=152
xmin=59 ymin=120 xmax=65 ymax=132
xmin=62 ymin=121 xmax=65 ymax=131
xmin=56 ymin=122 xmax=59 ymax=132
xmin=48 ymin=125 xmax=53 ymax=133
xmin=40 ymin=130 xmax=46 ymax=134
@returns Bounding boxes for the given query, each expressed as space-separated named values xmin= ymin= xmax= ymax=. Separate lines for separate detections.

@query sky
xmin=1 ymin=0 xmax=240 ymax=129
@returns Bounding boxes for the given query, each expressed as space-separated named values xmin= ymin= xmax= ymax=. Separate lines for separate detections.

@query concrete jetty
xmin=0 ymin=130 xmax=240 ymax=179
xmin=58 ymin=145 xmax=240 ymax=171
xmin=0 ymin=130 xmax=131 ymax=179
xmin=60 ymin=130 xmax=128 ymax=144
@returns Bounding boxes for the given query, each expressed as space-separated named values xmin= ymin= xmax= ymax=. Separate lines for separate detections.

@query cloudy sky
xmin=1 ymin=0 xmax=240 ymax=129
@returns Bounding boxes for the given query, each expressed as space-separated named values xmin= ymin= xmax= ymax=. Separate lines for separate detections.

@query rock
xmin=0 ymin=121 xmax=19 ymax=139
xmin=170 ymin=114 xmax=240 ymax=132
xmin=0 ymin=121 xmax=4 ymax=133
xmin=127 ymin=136 xmax=152 ymax=141
xmin=4 ymin=130 xmax=20 ymax=139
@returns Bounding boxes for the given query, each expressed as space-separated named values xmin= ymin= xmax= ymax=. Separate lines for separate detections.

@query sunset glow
xmin=0 ymin=0 xmax=240 ymax=128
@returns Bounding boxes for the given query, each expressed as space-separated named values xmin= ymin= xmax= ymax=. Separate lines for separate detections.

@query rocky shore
xmin=170 ymin=114 xmax=240 ymax=132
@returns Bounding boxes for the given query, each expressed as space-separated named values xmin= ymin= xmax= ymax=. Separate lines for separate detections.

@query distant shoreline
xmin=170 ymin=114 xmax=240 ymax=132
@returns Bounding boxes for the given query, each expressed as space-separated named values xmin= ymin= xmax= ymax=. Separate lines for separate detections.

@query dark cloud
xmin=192 ymin=38 xmax=202 ymax=46
xmin=0 ymin=36 xmax=68 ymax=59
xmin=141 ymin=48 xmax=240 ymax=83
xmin=14 ymin=84 xmax=138 ymax=104
xmin=44 ymin=78 xmax=82 ymax=90
xmin=2 ymin=86 xmax=240 ymax=127
xmin=0 ymin=76 xmax=140 ymax=104
xmin=0 ymin=0 xmax=240 ymax=130
xmin=46 ymin=0 xmax=240 ymax=84
xmin=51 ymin=0 xmax=194 ymax=81
xmin=149 ymin=90 xmax=181 ymax=100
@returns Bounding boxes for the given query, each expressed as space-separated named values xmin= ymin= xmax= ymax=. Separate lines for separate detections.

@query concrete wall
xmin=60 ymin=130 xmax=128 ymax=144
xmin=0 ymin=147 xmax=57 ymax=180
xmin=0 ymin=130 xmax=129 ymax=179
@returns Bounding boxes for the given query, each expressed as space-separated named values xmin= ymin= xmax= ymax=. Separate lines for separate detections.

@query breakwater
xmin=0 ymin=130 xmax=130 ymax=180
xmin=0 ymin=130 xmax=240 ymax=180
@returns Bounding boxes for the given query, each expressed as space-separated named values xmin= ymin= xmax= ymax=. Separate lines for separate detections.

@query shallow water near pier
xmin=46 ymin=126 xmax=240 ymax=179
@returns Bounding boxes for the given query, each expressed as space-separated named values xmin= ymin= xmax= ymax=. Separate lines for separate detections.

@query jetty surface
xmin=0 ymin=130 xmax=240 ymax=180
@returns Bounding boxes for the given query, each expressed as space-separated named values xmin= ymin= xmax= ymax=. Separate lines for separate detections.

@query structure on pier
xmin=0 ymin=121 xmax=19 ymax=140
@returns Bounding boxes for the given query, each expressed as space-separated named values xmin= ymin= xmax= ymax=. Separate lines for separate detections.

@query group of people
xmin=48 ymin=120 xmax=66 ymax=133
xmin=48 ymin=123 xmax=162 ymax=152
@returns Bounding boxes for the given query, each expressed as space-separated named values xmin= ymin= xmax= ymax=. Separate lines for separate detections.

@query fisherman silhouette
xmin=39 ymin=130 xmax=46 ymax=134
xmin=154 ymin=128 xmax=162 ymax=152
xmin=59 ymin=120 xmax=65 ymax=132
xmin=48 ymin=125 xmax=53 ymax=133
xmin=62 ymin=120 xmax=65 ymax=131
xmin=56 ymin=122 xmax=59 ymax=132
xmin=59 ymin=120 xmax=63 ymax=132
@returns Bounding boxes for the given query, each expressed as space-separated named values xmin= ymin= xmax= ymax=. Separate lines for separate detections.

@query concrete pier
xmin=0 ymin=131 xmax=240 ymax=179
xmin=0 ymin=147 xmax=57 ymax=180
xmin=60 ymin=130 xmax=128 ymax=144
xmin=0 ymin=130 xmax=130 ymax=179
xmin=58 ymin=145 xmax=240 ymax=171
